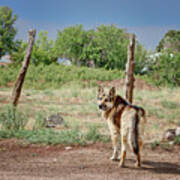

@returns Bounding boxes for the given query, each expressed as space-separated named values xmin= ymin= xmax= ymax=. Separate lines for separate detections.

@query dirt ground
xmin=0 ymin=140 xmax=179 ymax=180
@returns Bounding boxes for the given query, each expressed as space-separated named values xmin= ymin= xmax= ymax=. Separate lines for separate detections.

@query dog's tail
xmin=129 ymin=114 xmax=139 ymax=155
xmin=138 ymin=108 xmax=146 ymax=136
xmin=129 ymin=108 xmax=146 ymax=155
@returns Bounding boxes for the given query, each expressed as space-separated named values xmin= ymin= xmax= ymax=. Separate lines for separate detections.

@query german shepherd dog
xmin=97 ymin=86 xmax=146 ymax=167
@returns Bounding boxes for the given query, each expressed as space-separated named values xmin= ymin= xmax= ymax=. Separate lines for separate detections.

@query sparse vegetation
xmin=0 ymin=83 xmax=180 ymax=146
xmin=0 ymin=64 xmax=124 ymax=89
xmin=151 ymin=140 xmax=160 ymax=149
xmin=174 ymin=135 xmax=180 ymax=145
xmin=0 ymin=104 xmax=27 ymax=131
xmin=160 ymin=100 xmax=179 ymax=109
xmin=0 ymin=120 xmax=109 ymax=146
xmin=0 ymin=103 xmax=109 ymax=145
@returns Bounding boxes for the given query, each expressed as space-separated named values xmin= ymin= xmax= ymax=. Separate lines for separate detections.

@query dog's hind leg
xmin=135 ymin=138 xmax=143 ymax=167
xmin=119 ymin=135 xmax=127 ymax=167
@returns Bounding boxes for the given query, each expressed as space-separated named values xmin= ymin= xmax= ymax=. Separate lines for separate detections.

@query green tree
xmin=0 ymin=6 xmax=17 ymax=57
xmin=55 ymin=24 xmax=147 ymax=70
xmin=11 ymin=31 xmax=57 ymax=65
xmin=55 ymin=24 xmax=130 ymax=69
xmin=32 ymin=31 xmax=57 ymax=65
xmin=134 ymin=42 xmax=147 ymax=74
xmin=156 ymin=30 xmax=180 ymax=52
xmin=10 ymin=40 xmax=27 ymax=63
xmin=55 ymin=24 xmax=87 ymax=65
xmin=149 ymin=53 xmax=180 ymax=86
xmin=87 ymin=25 xmax=129 ymax=69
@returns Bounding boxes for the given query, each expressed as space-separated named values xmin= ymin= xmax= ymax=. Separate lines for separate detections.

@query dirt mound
xmin=97 ymin=78 xmax=157 ymax=91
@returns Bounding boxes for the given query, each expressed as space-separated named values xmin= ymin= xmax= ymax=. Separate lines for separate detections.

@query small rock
xmin=53 ymin=158 xmax=57 ymax=162
xmin=175 ymin=127 xmax=180 ymax=136
xmin=65 ymin=146 xmax=72 ymax=150
xmin=45 ymin=113 xmax=64 ymax=128
xmin=168 ymin=141 xmax=174 ymax=145
xmin=163 ymin=129 xmax=176 ymax=141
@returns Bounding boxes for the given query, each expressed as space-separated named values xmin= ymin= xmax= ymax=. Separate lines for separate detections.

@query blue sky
xmin=1 ymin=0 xmax=180 ymax=50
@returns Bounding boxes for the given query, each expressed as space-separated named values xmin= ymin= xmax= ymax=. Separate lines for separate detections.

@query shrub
xmin=148 ymin=53 xmax=180 ymax=86
xmin=0 ymin=104 xmax=27 ymax=131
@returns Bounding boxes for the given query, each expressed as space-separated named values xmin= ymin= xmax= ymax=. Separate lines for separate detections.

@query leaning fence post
xmin=12 ymin=29 xmax=36 ymax=107
xmin=124 ymin=33 xmax=135 ymax=104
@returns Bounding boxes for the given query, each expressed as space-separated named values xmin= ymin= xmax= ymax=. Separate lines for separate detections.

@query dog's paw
xmin=110 ymin=156 xmax=119 ymax=161
xmin=135 ymin=162 xmax=141 ymax=168
xmin=119 ymin=161 xmax=125 ymax=168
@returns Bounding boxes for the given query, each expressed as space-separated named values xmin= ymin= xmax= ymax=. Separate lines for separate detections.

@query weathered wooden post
xmin=124 ymin=33 xmax=135 ymax=104
xmin=12 ymin=29 xmax=36 ymax=107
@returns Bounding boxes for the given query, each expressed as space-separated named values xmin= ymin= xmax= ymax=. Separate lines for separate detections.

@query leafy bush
xmin=147 ymin=53 xmax=180 ymax=86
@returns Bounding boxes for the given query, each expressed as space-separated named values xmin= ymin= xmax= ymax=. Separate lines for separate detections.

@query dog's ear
xmin=98 ymin=86 xmax=104 ymax=95
xmin=109 ymin=87 xmax=116 ymax=98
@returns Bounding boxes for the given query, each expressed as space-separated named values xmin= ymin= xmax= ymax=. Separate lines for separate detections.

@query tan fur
xmin=97 ymin=86 xmax=146 ymax=168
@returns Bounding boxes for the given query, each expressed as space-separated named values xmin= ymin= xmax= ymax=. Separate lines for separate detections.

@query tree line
xmin=0 ymin=6 xmax=180 ymax=85
xmin=0 ymin=6 xmax=147 ymax=72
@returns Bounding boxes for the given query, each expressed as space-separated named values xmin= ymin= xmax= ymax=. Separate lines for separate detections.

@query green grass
xmin=151 ymin=140 xmax=160 ymax=149
xmin=0 ymin=104 xmax=110 ymax=145
xmin=85 ymin=124 xmax=110 ymax=143
xmin=33 ymin=111 xmax=47 ymax=130
xmin=146 ymin=106 xmax=165 ymax=119
xmin=0 ymin=104 xmax=28 ymax=131
xmin=165 ymin=112 xmax=180 ymax=124
xmin=160 ymin=100 xmax=179 ymax=110
xmin=0 ymin=64 xmax=180 ymax=146
xmin=0 ymin=64 xmax=124 ymax=89
xmin=0 ymin=126 xmax=110 ymax=145
xmin=174 ymin=136 xmax=180 ymax=145
xmin=1 ymin=85 xmax=180 ymax=145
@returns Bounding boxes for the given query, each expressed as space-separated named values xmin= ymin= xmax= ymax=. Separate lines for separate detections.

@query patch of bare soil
xmin=0 ymin=140 xmax=179 ymax=180
xmin=97 ymin=78 xmax=158 ymax=91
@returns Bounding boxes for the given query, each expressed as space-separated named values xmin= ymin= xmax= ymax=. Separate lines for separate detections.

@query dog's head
xmin=97 ymin=86 xmax=116 ymax=111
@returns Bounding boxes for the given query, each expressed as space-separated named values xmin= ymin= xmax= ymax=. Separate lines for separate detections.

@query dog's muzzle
xmin=98 ymin=104 xmax=106 ymax=110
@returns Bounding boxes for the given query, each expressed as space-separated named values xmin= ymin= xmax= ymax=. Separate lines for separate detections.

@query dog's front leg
xmin=107 ymin=120 xmax=120 ymax=161
xmin=110 ymin=131 xmax=120 ymax=161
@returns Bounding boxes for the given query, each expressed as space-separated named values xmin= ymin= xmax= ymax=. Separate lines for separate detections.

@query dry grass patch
xmin=0 ymin=85 xmax=180 ymax=144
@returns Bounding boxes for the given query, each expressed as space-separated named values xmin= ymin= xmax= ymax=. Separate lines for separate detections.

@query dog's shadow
xmin=128 ymin=159 xmax=180 ymax=175
xmin=142 ymin=160 xmax=180 ymax=175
